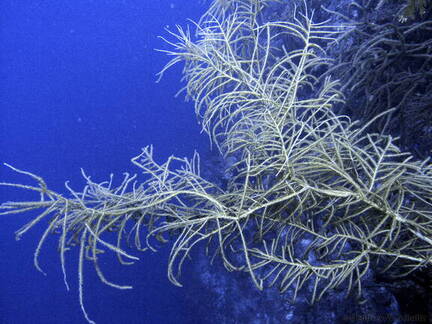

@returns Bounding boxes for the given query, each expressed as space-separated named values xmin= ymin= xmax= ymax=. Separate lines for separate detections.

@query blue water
xmin=0 ymin=1 xmax=211 ymax=323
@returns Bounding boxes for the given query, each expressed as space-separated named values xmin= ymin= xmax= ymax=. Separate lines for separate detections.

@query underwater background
xmin=1 ymin=1 xmax=212 ymax=323
xmin=1 ymin=0 xmax=432 ymax=323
